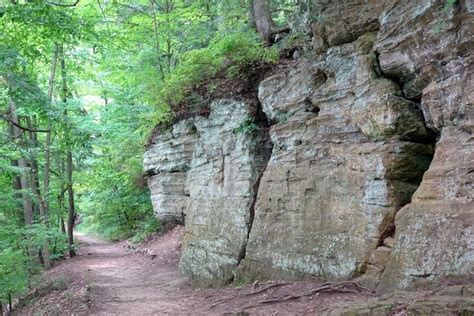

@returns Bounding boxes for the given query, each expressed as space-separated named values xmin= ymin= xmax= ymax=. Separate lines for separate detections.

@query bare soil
xmin=12 ymin=226 xmax=473 ymax=315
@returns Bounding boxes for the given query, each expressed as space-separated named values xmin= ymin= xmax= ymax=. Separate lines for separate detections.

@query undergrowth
xmin=151 ymin=30 xmax=278 ymax=125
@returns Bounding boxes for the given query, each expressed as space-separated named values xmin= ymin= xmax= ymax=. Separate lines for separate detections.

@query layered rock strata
xmin=144 ymin=120 xmax=198 ymax=224
xmin=238 ymin=34 xmax=435 ymax=285
xmin=374 ymin=0 xmax=474 ymax=293
xmin=144 ymin=100 xmax=271 ymax=286
xmin=145 ymin=0 xmax=473 ymax=292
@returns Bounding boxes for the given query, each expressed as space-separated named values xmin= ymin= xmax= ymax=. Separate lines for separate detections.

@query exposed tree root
xmin=243 ymin=282 xmax=289 ymax=296
xmin=209 ymin=282 xmax=289 ymax=308
xmin=238 ymin=281 xmax=372 ymax=311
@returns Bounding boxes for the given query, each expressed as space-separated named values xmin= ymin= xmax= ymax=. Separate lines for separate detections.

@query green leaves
xmin=234 ymin=115 xmax=260 ymax=135
xmin=0 ymin=1 xmax=296 ymax=307
xmin=156 ymin=29 xmax=277 ymax=113
xmin=0 ymin=246 xmax=28 ymax=302
xmin=76 ymin=99 xmax=156 ymax=242
xmin=0 ymin=219 xmax=68 ymax=304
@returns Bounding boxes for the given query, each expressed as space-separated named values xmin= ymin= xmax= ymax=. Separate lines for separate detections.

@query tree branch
xmin=46 ymin=0 xmax=79 ymax=7
xmin=0 ymin=114 xmax=51 ymax=133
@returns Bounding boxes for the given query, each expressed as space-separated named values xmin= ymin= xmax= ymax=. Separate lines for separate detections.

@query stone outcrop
xmin=144 ymin=100 xmax=271 ymax=286
xmin=373 ymin=0 xmax=474 ymax=293
xmin=144 ymin=0 xmax=473 ymax=293
xmin=237 ymin=34 xmax=435 ymax=283
xmin=144 ymin=120 xmax=198 ymax=223
xmin=321 ymin=284 xmax=474 ymax=315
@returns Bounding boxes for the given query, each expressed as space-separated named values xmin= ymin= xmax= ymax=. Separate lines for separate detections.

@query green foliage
xmin=0 ymin=247 xmax=28 ymax=303
xmin=158 ymin=31 xmax=278 ymax=111
xmin=234 ymin=115 xmax=260 ymax=135
xmin=76 ymin=100 xmax=157 ymax=241
xmin=0 ymin=218 xmax=69 ymax=306
xmin=131 ymin=216 xmax=161 ymax=244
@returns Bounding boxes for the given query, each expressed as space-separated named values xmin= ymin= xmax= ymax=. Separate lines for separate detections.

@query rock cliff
xmin=144 ymin=0 xmax=473 ymax=293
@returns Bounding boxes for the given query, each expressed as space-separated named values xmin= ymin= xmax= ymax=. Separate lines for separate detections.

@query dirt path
xmin=74 ymin=231 xmax=202 ymax=314
xmin=14 ymin=227 xmax=368 ymax=315
xmin=14 ymin=226 xmax=472 ymax=315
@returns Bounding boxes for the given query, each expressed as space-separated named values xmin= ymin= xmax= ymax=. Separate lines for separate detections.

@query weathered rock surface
xmin=321 ymin=285 xmax=474 ymax=316
xmin=145 ymin=0 xmax=473 ymax=292
xmin=238 ymin=34 xmax=434 ymax=283
xmin=145 ymin=100 xmax=271 ymax=286
xmin=144 ymin=121 xmax=198 ymax=223
xmin=373 ymin=0 xmax=474 ymax=294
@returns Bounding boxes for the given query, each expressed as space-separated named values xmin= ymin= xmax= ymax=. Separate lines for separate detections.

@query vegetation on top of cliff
xmin=147 ymin=31 xmax=279 ymax=140
xmin=158 ymin=31 xmax=278 ymax=112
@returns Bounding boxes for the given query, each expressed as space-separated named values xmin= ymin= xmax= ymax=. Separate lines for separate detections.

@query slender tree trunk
xmin=58 ymin=159 xmax=67 ymax=234
xmin=165 ymin=0 xmax=174 ymax=72
xmin=66 ymin=147 xmax=75 ymax=257
xmin=26 ymin=117 xmax=51 ymax=269
xmin=253 ymin=0 xmax=273 ymax=45
xmin=9 ymin=118 xmax=24 ymax=224
xmin=26 ymin=45 xmax=60 ymax=269
xmin=18 ymin=159 xmax=33 ymax=226
xmin=11 ymin=159 xmax=23 ymax=222
xmin=8 ymin=293 xmax=12 ymax=313
xmin=59 ymin=45 xmax=76 ymax=257
xmin=9 ymin=100 xmax=35 ymax=259
xmin=149 ymin=0 xmax=160 ymax=67
xmin=26 ymin=124 xmax=51 ymax=269
xmin=9 ymin=101 xmax=33 ymax=225
xmin=44 ymin=44 xmax=59 ymax=218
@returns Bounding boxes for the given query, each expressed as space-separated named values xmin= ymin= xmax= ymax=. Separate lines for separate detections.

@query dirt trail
xmin=15 ymin=226 xmax=472 ymax=315
xmin=14 ymin=226 xmax=370 ymax=315
xmin=71 ymin=230 xmax=369 ymax=315
xmin=74 ymin=231 xmax=206 ymax=314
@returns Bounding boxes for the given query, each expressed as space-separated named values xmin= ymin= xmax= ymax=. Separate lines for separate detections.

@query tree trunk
xmin=44 ymin=44 xmax=59 ymax=219
xmin=18 ymin=158 xmax=33 ymax=226
xmin=26 ymin=118 xmax=51 ymax=269
xmin=28 ymin=121 xmax=51 ymax=269
xmin=8 ymin=100 xmax=36 ymax=258
xmin=66 ymin=146 xmax=75 ymax=257
xmin=58 ymin=159 xmax=67 ymax=234
xmin=11 ymin=159 xmax=23 ymax=222
xmin=59 ymin=45 xmax=76 ymax=257
xmin=9 ymin=117 xmax=24 ymax=224
xmin=253 ymin=0 xmax=273 ymax=45
xmin=9 ymin=101 xmax=33 ymax=225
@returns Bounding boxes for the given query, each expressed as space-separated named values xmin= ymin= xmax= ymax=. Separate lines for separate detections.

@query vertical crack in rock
xmin=176 ymin=99 xmax=275 ymax=287
xmin=237 ymin=103 xmax=273 ymax=268
xmin=358 ymin=54 xmax=439 ymax=289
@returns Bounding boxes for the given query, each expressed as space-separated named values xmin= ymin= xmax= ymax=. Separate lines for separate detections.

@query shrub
xmin=131 ymin=216 xmax=161 ymax=244
xmin=156 ymin=30 xmax=278 ymax=113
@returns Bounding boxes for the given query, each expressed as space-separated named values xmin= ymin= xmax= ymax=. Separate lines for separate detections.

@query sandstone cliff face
xmin=238 ymin=33 xmax=435 ymax=285
xmin=144 ymin=100 xmax=271 ymax=286
xmin=374 ymin=0 xmax=474 ymax=293
xmin=144 ymin=0 xmax=473 ymax=292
